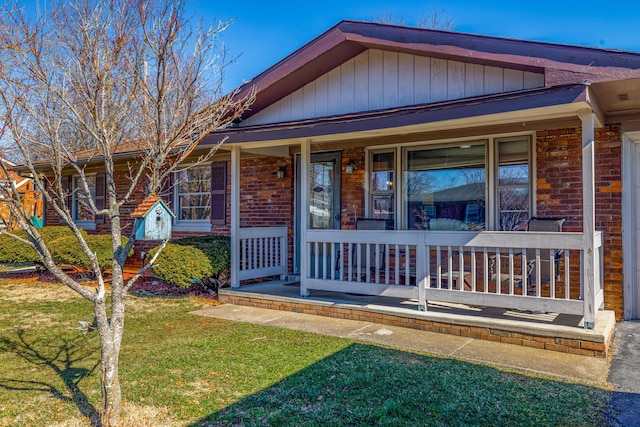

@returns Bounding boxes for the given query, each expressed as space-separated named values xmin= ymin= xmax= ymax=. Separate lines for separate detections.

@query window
xmin=73 ymin=175 xmax=96 ymax=221
xmin=368 ymin=135 xmax=532 ymax=231
xmin=405 ymin=142 xmax=486 ymax=230
xmin=176 ymin=166 xmax=211 ymax=221
xmin=370 ymin=151 xmax=395 ymax=228
xmin=497 ymin=137 xmax=531 ymax=231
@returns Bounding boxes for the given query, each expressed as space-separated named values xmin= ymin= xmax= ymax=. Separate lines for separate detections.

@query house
xmin=35 ymin=21 xmax=640 ymax=355
xmin=0 ymin=156 xmax=42 ymax=229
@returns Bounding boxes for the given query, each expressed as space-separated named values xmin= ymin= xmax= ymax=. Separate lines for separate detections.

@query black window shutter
xmin=95 ymin=173 xmax=106 ymax=224
xmin=210 ymin=162 xmax=226 ymax=225
xmin=160 ymin=173 xmax=174 ymax=211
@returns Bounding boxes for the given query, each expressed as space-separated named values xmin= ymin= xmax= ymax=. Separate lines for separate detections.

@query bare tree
xmin=0 ymin=1 xmax=253 ymax=425
xmin=374 ymin=6 xmax=455 ymax=31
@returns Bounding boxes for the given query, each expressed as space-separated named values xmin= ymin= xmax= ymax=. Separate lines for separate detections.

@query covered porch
xmin=213 ymin=84 xmax=607 ymax=334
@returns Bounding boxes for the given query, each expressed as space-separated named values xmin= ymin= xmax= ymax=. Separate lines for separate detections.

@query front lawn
xmin=0 ymin=279 xmax=609 ymax=426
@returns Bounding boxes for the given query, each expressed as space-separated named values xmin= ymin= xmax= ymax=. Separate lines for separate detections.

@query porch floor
xmin=218 ymin=281 xmax=615 ymax=358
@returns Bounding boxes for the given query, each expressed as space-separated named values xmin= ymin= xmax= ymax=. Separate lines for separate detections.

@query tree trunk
xmin=96 ymin=301 xmax=122 ymax=427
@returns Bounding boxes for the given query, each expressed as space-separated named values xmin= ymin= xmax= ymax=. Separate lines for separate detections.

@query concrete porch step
xmin=218 ymin=281 xmax=615 ymax=358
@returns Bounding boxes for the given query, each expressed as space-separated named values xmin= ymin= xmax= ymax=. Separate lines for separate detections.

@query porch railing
xmin=303 ymin=229 xmax=603 ymax=326
xmin=237 ymin=227 xmax=288 ymax=281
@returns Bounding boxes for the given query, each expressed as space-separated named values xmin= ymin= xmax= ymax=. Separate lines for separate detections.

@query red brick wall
xmin=341 ymin=147 xmax=365 ymax=229
xmin=536 ymin=125 xmax=623 ymax=318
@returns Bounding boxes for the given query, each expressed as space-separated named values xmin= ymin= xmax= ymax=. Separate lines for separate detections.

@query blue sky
xmin=190 ymin=0 xmax=640 ymax=91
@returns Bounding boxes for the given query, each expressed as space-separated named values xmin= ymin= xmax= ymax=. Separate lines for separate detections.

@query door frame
xmin=294 ymin=150 xmax=342 ymax=274
xmin=622 ymin=132 xmax=640 ymax=319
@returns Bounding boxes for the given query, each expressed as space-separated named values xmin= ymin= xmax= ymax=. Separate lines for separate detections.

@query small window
xmin=497 ymin=137 xmax=531 ymax=231
xmin=370 ymin=151 xmax=395 ymax=228
xmin=73 ymin=175 xmax=96 ymax=221
xmin=176 ymin=166 xmax=211 ymax=221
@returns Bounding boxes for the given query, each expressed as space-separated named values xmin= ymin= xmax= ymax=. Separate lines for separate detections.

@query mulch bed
xmin=1 ymin=267 xmax=220 ymax=300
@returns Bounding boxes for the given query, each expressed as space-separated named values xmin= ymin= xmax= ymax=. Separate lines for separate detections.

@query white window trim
xmin=172 ymin=163 xmax=213 ymax=233
xmin=366 ymin=132 xmax=535 ymax=231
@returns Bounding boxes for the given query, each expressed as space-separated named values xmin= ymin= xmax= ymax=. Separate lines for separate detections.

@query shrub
xmin=148 ymin=243 xmax=214 ymax=288
xmin=50 ymin=234 xmax=131 ymax=269
xmin=0 ymin=226 xmax=88 ymax=264
xmin=149 ymin=235 xmax=231 ymax=291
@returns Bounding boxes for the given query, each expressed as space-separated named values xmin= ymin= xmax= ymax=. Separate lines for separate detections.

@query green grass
xmin=0 ymin=280 xmax=610 ymax=426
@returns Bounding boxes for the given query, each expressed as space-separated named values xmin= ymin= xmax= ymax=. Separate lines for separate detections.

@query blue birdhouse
xmin=132 ymin=196 xmax=175 ymax=241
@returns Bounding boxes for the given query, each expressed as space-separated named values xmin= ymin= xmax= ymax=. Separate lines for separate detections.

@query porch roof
xmin=203 ymin=84 xmax=589 ymax=145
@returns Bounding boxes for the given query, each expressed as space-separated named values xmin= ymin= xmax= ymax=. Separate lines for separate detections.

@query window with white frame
xmin=73 ymin=175 xmax=96 ymax=221
xmin=369 ymin=150 xmax=395 ymax=228
xmin=368 ymin=135 xmax=532 ymax=231
xmin=176 ymin=166 xmax=211 ymax=221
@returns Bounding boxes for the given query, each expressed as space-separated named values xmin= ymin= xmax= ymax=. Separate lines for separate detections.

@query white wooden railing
xmin=237 ymin=227 xmax=288 ymax=281
xmin=303 ymin=229 xmax=603 ymax=327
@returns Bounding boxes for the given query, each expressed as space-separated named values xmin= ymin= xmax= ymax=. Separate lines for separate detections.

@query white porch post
xmin=230 ymin=145 xmax=241 ymax=289
xmin=581 ymin=111 xmax=596 ymax=329
xmin=300 ymin=139 xmax=310 ymax=297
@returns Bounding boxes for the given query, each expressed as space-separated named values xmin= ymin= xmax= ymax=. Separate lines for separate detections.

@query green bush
xmin=148 ymin=243 xmax=214 ymax=288
xmin=0 ymin=226 xmax=88 ymax=264
xmin=149 ymin=235 xmax=231 ymax=289
xmin=50 ymin=234 xmax=131 ymax=269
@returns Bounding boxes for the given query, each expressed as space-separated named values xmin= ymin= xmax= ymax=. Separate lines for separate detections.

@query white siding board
xmin=326 ymin=66 xmax=341 ymax=115
xmin=447 ymin=60 xmax=465 ymax=100
xmin=414 ymin=56 xmax=431 ymax=103
xmin=504 ymin=69 xmax=524 ymax=92
xmin=314 ymin=74 xmax=328 ymax=117
xmin=303 ymin=81 xmax=316 ymax=118
xmin=524 ymin=71 xmax=545 ymax=89
xmin=368 ymin=49 xmax=384 ymax=110
xmin=431 ymin=58 xmax=448 ymax=102
xmin=354 ymin=51 xmax=369 ymax=112
xmin=340 ymin=59 xmax=356 ymax=113
xmin=290 ymin=89 xmax=304 ymax=120
xmin=484 ymin=66 xmax=504 ymax=94
xmin=239 ymin=48 xmax=545 ymax=126
xmin=277 ymin=94 xmax=292 ymax=122
xmin=464 ymin=63 xmax=484 ymax=97
xmin=398 ymin=53 xmax=414 ymax=106
xmin=383 ymin=51 xmax=399 ymax=108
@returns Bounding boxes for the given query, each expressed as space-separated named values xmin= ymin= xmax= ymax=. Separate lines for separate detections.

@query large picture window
xmin=405 ymin=142 xmax=486 ymax=230
xmin=176 ymin=166 xmax=211 ymax=221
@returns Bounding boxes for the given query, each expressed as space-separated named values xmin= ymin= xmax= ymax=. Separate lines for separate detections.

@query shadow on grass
xmin=0 ymin=328 xmax=101 ymax=426
xmin=188 ymin=343 xmax=608 ymax=427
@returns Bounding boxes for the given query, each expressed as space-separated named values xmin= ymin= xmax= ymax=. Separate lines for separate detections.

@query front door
xmin=294 ymin=151 xmax=341 ymax=274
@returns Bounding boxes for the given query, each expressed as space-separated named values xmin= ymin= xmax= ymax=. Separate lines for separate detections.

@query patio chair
xmin=491 ymin=217 xmax=566 ymax=294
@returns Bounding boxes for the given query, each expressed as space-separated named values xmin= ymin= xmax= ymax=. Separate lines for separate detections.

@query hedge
xmin=0 ymin=226 xmax=88 ymax=264
xmin=50 ymin=234 xmax=131 ymax=269
xmin=149 ymin=235 xmax=231 ymax=289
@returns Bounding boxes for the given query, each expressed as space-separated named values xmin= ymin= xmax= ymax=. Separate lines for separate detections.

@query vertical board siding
xmin=241 ymin=49 xmax=545 ymax=127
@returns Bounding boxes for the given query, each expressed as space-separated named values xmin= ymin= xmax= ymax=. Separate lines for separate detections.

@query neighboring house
xmin=0 ymin=157 xmax=42 ymax=229
xmin=36 ymin=21 xmax=640 ymax=331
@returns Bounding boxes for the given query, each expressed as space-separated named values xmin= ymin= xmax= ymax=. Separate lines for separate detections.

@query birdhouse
xmin=132 ymin=195 xmax=175 ymax=241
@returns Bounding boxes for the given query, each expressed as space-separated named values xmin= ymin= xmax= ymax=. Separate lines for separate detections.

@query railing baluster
xmin=405 ymin=245 xmax=410 ymax=286
xmin=375 ymin=243 xmax=380 ymax=283
xmin=447 ymin=246 xmax=453 ymax=290
xmin=535 ymin=248 xmax=541 ymax=297
xmin=314 ymin=242 xmax=319 ymax=279
xmin=365 ymin=244 xmax=371 ymax=283
xmin=356 ymin=243 xmax=362 ymax=282
xmin=483 ymin=248 xmax=488 ymax=293
xmin=331 ymin=242 xmax=336 ymax=280
xmin=521 ymin=249 xmax=527 ymax=296
xmin=426 ymin=245 xmax=431 ymax=290
xmin=385 ymin=244 xmax=390 ymax=285
xmin=471 ymin=247 xmax=476 ymax=292
xmin=458 ymin=246 xmax=464 ymax=291
xmin=348 ymin=243 xmax=353 ymax=282
xmin=508 ymin=248 xmax=514 ymax=295
xmin=495 ymin=248 xmax=501 ymax=294
xmin=565 ymin=250 xmax=570 ymax=299
xmin=436 ymin=246 xmax=442 ymax=289
xmin=394 ymin=244 xmax=399 ymax=285
xmin=549 ymin=249 xmax=556 ymax=298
